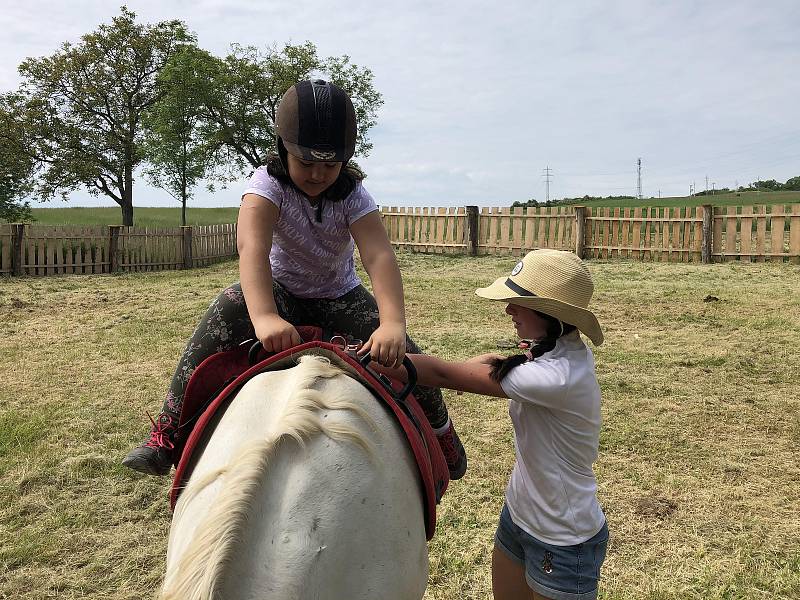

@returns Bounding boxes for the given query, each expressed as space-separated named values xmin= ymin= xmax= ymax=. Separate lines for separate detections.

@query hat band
xmin=504 ymin=278 xmax=536 ymax=297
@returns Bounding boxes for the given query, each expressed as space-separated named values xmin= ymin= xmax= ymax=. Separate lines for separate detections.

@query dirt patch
xmin=634 ymin=493 xmax=678 ymax=519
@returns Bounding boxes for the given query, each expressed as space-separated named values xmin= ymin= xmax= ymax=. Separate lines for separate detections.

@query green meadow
xmin=560 ymin=190 xmax=800 ymax=209
xmin=1 ymin=254 xmax=799 ymax=599
xmin=21 ymin=190 xmax=800 ymax=227
xmin=28 ymin=206 xmax=240 ymax=227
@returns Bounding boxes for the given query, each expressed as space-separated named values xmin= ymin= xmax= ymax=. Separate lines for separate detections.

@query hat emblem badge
xmin=310 ymin=150 xmax=337 ymax=160
xmin=511 ymin=261 xmax=523 ymax=276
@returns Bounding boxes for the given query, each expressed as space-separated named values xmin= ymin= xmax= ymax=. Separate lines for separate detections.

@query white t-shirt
xmin=500 ymin=331 xmax=606 ymax=545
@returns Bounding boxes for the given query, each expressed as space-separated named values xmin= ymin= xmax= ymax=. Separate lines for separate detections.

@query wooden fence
xmin=0 ymin=224 xmax=237 ymax=276
xmin=2 ymin=204 xmax=798 ymax=276
xmin=379 ymin=206 xmax=575 ymax=255
xmin=380 ymin=203 xmax=800 ymax=263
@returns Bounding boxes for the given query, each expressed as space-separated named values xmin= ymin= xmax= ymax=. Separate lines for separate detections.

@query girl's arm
xmin=237 ymin=194 xmax=302 ymax=352
xmin=350 ymin=211 xmax=407 ymax=368
xmin=376 ymin=354 xmax=507 ymax=399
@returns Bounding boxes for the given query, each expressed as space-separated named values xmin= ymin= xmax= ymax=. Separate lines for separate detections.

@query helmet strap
xmin=277 ymin=138 xmax=289 ymax=172
xmin=315 ymin=199 xmax=324 ymax=223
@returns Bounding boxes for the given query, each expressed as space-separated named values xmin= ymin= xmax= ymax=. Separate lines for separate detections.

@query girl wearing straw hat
xmin=377 ymin=249 xmax=608 ymax=600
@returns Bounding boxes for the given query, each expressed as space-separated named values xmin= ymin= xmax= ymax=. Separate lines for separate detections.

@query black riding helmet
xmin=276 ymin=79 xmax=357 ymax=166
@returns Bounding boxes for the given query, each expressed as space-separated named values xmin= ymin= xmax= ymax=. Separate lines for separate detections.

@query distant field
xmin=23 ymin=191 xmax=800 ymax=226
xmin=561 ymin=190 xmax=800 ymax=209
xmin=28 ymin=206 xmax=240 ymax=227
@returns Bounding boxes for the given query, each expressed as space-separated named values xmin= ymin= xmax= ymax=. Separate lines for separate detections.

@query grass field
xmin=560 ymin=190 xmax=800 ymax=209
xmin=28 ymin=206 xmax=240 ymax=227
xmin=22 ymin=190 xmax=800 ymax=226
xmin=1 ymin=254 xmax=799 ymax=599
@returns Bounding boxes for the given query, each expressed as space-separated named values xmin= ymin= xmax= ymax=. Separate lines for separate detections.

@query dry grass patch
xmin=1 ymin=254 xmax=799 ymax=599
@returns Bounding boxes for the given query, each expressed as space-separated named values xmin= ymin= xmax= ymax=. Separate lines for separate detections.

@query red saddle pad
xmin=170 ymin=329 xmax=449 ymax=540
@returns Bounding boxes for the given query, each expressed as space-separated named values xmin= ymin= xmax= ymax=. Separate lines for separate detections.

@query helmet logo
xmin=511 ymin=261 xmax=523 ymax=276
xmin=310 ymin=149 xmax=337 ymax=160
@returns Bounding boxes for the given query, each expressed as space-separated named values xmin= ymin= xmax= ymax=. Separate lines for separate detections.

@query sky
xmin=2 ymin=0 xmax=799 ymax=209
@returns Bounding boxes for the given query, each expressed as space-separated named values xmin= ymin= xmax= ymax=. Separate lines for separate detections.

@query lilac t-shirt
xmin=242 ymin=167 xmax=378 ymax=298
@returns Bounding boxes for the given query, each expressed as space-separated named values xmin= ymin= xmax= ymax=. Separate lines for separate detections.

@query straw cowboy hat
xmin=475 ymin=249 xmax=604 ymax=346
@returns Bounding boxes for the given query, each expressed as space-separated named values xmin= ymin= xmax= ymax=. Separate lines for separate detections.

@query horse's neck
xmin=164 ymin=364 xmax=428 ymax=600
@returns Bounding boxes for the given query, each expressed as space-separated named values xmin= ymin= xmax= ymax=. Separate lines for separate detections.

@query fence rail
xmin=2 ymin=204 xmax=798 ymax=276
xmin=0 ymin=224 xmax=237 ymax=276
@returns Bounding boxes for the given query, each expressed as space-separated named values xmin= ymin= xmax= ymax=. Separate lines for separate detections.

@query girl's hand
xmin=359 ymin=322 xmax=406 ymax=368
xmin=467 ymin=352 xmax=506 ymax=365
xmin=253 ymin=313 xmax=302 ymax=353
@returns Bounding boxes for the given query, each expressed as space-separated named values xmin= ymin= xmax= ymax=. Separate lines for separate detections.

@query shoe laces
xmin=144 ymin=412 xmax=176 ymax=450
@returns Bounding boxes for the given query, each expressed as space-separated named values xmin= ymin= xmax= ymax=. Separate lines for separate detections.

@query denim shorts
xmin=495 ymin=504 xmax=609 ymax=600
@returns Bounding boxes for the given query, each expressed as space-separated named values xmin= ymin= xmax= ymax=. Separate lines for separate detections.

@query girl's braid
xmin=489 ymin=312 xmax=576 ymax=382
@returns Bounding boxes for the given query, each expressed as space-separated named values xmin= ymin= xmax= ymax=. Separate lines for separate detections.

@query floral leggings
xmin=158 ymin=281 xmax=450 ymax=430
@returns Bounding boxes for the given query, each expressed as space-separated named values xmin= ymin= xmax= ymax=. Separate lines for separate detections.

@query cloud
xmin=2 ymin=0 xmax=799 ymax=207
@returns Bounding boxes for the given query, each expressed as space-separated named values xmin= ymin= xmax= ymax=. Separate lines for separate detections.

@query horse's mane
xmin=160 ymin=355 xmax=374 ymax=600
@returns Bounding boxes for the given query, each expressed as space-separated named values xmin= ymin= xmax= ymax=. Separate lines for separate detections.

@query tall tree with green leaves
xmin=196 ymin=42 xmax=383 ymax=171
xmin=752 ymin=179 xmax=782 ymax=191
xmin=0 ymin=94 xmax=34 ymax=222
xmin=13 ymin=7 xmax=194 ymax=225
xmin=782 ymin=176 xmax=800 ymax=191
xmin=141 ymin=46 xmax=216 ymax=226
xmin=0 ymin=145 xmax=33 ymax=222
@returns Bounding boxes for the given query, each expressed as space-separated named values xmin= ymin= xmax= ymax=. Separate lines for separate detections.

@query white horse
xmin=160 ymin=353 xmax=428 ymax=600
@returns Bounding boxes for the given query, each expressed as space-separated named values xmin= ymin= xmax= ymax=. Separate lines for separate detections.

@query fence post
xmin=11 ymin=223 xmax=25 ymax=276
xmin=109 ymin=226 xmax=121 ymax=273
xmin=182 ymin=226 xmax=193 ymax=269
xmin=466 ymin=205 xmax=479 ymax=256
xmin=702 ymin=205 xmax=713 ymax=263
xmin=574 ymin=206 xmax=586 ymax=258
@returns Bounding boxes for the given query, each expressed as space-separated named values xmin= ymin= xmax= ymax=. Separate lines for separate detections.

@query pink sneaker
xmin=121 ymin=413 xmax=176 ymax=476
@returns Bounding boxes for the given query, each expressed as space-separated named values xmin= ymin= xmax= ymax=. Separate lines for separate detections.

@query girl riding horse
xmin=123 ymin=79 xmax=466 ymax=480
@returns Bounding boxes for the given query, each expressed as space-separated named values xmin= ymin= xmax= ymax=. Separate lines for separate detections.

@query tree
xmin=0 ymin=94 xmax=34 ymax=222
xmin=13 ymin=7 xmax=194 ymax=225
xmin=512 ymin=198 xmax=539 ymax=208
xmin=783 ymin=176 xmax=800 ymax=191
xmin=752 ymin=179 xmax=782 ymax=191
xmin=141 ymin=46 xmax=217 ymax=226
xmin=195 ymin=43 xmax=383 ymax=171
xmin=0 ymin=145 xmax=34 ymax=222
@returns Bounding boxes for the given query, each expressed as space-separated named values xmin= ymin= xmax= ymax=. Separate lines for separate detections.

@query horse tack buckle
xmin=329 ymin=335 xmax=363 ymax=355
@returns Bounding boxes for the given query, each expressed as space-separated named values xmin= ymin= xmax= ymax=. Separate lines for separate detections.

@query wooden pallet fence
xmin=0 ymin=225 xmax=113 ymax=275
xmin=380 ymin=205 xmax=575 ymax=256
xmin=380 ymin=203 xmax=799 ymax=262
xmin=117 ymin=227 xmax=184 ymax=271
xmin=712 ymin=204 xmax=800 ymax=263
xmin=193 ymin=224 xmax=238 ymax=267
xmin=476 ymin=206 xmax=574 ymax=255
xmin=4 ymin=203 xmax=799 ymax=276
xmin=1 ymin=224 xmax=238 ymax=276
xmin=380 ymin=206 xmax=467 ymax=254
xmin=583 ymin=206 xmax=705 ymax=262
